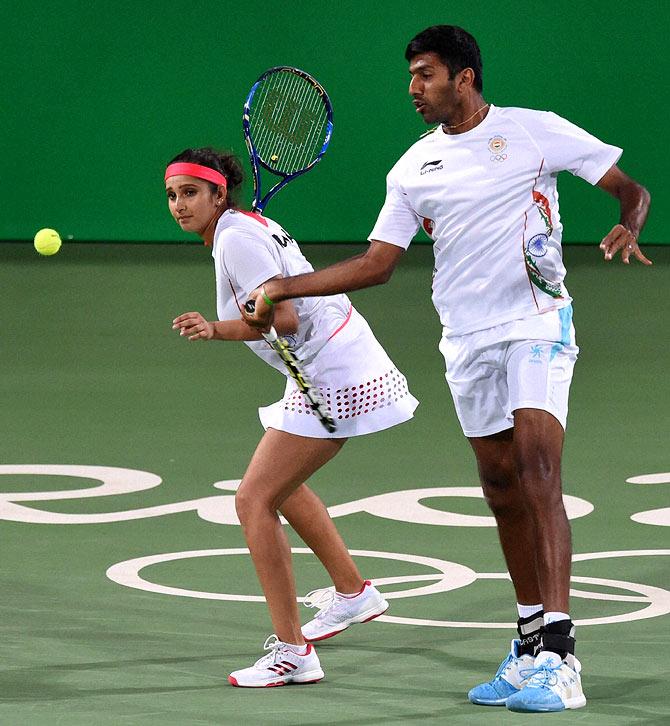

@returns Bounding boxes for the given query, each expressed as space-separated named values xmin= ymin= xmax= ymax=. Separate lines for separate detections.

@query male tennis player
xmin=244 ymin=25 xmax=651 ymax=712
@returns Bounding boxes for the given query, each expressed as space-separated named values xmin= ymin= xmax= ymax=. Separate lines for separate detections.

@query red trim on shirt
xmin=532 ymin=190 xmax=553 ymax=230
xmin=238 ymin=210 xmax=269 ymax=227
xmin=328 ymin=305 xmax=353 ymax=340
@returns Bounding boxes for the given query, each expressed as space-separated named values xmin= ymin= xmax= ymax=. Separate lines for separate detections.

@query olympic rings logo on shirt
xmin=488 ymin=135 xmax=508 ymax=162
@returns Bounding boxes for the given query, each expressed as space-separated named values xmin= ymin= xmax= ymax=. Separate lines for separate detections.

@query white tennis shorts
xmin=439 ymin=306 xmax=579 ymax=437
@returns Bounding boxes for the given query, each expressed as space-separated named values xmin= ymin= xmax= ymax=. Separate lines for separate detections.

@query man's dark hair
xmin=405 ymin=25 xmax=483 ymax=92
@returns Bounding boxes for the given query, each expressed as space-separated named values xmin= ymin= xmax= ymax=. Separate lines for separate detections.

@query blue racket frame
xmin=243 ymin=66 xmax=333 ymax=213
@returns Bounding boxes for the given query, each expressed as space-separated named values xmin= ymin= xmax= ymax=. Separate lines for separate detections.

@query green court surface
xmin=1 ymin=242 xmax=668 ymax=724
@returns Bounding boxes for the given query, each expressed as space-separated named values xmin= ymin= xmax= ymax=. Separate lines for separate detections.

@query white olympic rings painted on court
xmin=626 ymin=472 xmax=670 ymax=527
xmin=106 ymin=547 xmax=670 ymax=628
xmin=0 ymin=467 xmax=594 ymax=527
xmin=3 ymin=465 xmax=668 ymax=629
xmin=106 ymin=548 xmax=477 ymax=602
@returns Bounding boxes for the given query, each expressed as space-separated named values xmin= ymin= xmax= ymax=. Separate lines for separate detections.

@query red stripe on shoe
xmin=304 ymin=626 xmax=347 ymax=643
xmin=362 ymin=606 xmax=388 ymax=623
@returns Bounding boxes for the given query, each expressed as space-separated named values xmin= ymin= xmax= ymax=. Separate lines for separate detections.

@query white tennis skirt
xmin=258 ymin=308 xmax=419 ymax=438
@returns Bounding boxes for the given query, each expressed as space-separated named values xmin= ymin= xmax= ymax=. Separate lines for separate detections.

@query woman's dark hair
xmin=405 ymin=25 xmax=483 ymax=93
xmin=167 ymin=147 xmax=244 ymax=209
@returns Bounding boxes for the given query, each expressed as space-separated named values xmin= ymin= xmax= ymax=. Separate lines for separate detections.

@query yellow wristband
xmin=261 ymin=286 xmax=275 ymax=307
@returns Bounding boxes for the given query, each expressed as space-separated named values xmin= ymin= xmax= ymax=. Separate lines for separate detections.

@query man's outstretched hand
xmin=599 ymin=224 xmax=652 ymax=265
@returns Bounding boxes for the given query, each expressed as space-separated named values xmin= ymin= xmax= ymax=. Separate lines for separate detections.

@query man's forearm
xmin=619 ymin=182 xmax=651 ymax=239
xmin=265 ymin=254 xmax=381 ymax=302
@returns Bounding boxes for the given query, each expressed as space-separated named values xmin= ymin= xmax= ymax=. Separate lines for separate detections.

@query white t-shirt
xmin=369 ymin=105 xmax=622 ymax=336
xmin=213 ymin=209 xmax=352 ymax=372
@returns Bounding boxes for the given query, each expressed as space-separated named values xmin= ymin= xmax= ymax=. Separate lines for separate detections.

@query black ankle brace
xmin=541 ymin=619 xmax=575 ymax=659
xmin=517 ymin=612 xmax=544 ymax=656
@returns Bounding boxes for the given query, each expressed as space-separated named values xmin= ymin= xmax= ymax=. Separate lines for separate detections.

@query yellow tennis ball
xmin=34 ymin=228 xmax=62 ymax=256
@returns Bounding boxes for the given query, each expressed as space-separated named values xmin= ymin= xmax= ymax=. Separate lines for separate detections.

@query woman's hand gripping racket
xmin=243 ymin=301 xmax=336 ymax=433
xmin=243 ymin=66 xmax=333 ymax=212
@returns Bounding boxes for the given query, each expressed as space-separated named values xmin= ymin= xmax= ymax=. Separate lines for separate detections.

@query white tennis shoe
xmin=228 ymin=635 xmax=324 ymax=688
xmin=301 ymin=580 xmax=388 ymax=642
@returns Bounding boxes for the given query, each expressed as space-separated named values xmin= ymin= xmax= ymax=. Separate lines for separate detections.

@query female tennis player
xmin=165 ymin=147 xmax=418 ymax=687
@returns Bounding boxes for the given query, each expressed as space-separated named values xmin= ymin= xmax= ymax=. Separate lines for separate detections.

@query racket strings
xmin=254 ymin=72 xmax=297 ymax=166
xmin=255 ymin=73 xmax=319 ymax=170
xmin=250 ymin=71 xmax=328 ymax=173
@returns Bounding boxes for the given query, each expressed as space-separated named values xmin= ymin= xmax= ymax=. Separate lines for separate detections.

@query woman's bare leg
xmin=280 ymin=484 xmax=364 ymax=594
xmin=235 ymin=428 xmax=346 ymax=644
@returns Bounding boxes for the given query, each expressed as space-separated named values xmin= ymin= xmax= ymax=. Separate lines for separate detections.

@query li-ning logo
xmin=420 ymin=159 xmax=443 ymax=175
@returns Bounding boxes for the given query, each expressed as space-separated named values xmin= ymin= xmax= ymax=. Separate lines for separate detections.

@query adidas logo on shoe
xmin=228 ymin=635 xmax=324 ymax=688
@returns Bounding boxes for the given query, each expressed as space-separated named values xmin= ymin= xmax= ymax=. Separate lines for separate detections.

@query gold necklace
xmin=443 ymin=103 xmax=489 ymax=130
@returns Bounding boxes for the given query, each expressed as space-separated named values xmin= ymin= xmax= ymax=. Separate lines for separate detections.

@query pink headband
xmin=164 ymin=162 xmax=227 ymax=188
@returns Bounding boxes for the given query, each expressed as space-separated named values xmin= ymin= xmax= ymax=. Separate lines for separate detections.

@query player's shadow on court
xmin=0 ymin=654 xmax=226 ymax=702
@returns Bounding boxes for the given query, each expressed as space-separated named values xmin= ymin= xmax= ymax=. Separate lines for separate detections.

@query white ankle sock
xmin=336 ymin=581 xmax=367 ymax=598
xmin=284 ymin=642 xmax=308 ymax=655
xmin=517 ymin=602 xmax=543 ymax=619
xmin=544 ymin=611 xmax=570 ymax=625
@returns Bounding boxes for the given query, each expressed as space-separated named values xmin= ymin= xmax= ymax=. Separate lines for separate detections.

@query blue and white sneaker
xmin=468 ymin=640 xmax=535 ymax=706
xmin=506 ymin=650 xmax=587 ymax=712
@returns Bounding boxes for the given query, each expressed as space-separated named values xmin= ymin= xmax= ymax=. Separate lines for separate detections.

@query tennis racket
xmin=243 ymin=66 xmax=333 ymax=212
xmin=243 ymin=301 xmax=336 ymax=433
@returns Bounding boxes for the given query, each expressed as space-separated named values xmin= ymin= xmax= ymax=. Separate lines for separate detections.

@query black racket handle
xmin=244 ymin=300 xmax=255 ymax=314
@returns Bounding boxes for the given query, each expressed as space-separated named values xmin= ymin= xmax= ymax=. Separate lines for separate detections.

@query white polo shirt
xmin=369 ymin=105 xmax=622 ymax=336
